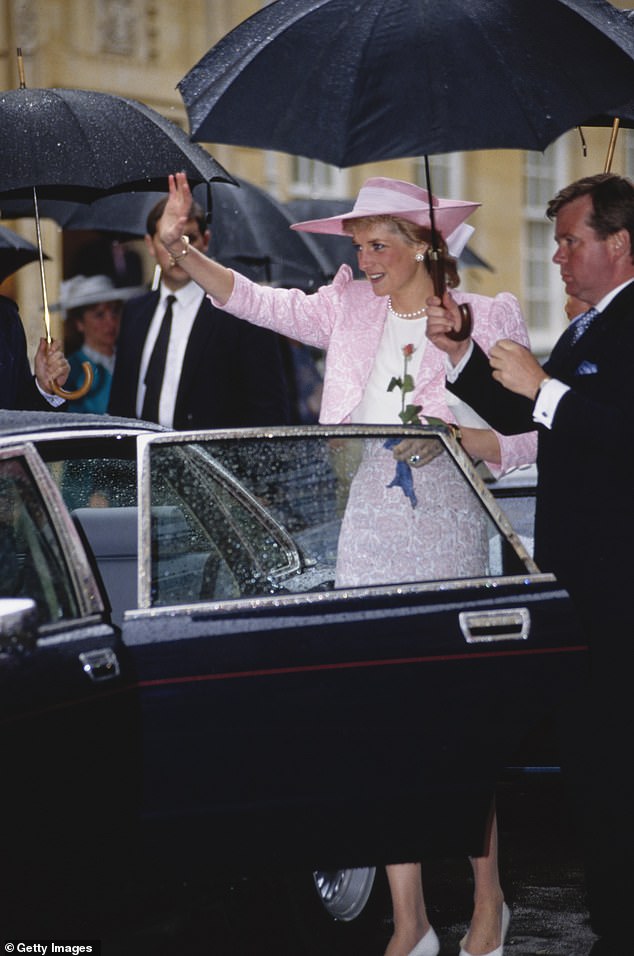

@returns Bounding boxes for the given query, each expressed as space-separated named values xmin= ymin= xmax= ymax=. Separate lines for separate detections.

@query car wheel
xmin=278 ymin=865 xmax=391 ymax=955
xmin=313 ymin=866 xmax=377 ymax=920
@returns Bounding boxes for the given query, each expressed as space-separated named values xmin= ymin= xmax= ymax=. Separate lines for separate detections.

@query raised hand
xmin=160 ymin=172 xmax=194 ymax=252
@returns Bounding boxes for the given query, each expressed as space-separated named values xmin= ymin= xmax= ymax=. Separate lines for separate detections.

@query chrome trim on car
xmin=459 ymin=607 xmax=531 ymax=643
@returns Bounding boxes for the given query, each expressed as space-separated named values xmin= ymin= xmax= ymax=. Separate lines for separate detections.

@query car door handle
xmin=79 ymin=648 xmax=121 ymax=682
xmin=459 ymin=608 xmax=530 ymax=644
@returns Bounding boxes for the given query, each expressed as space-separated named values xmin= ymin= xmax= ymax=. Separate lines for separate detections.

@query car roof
xmin=0 ymin=410 xmax=165 ymax=440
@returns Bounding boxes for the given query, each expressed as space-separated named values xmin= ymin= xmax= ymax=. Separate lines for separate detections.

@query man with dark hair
xmin=427 ymin=172 xmax=634 ymax=956
xmin=108 ymin=195 xmax=289 ymax=428
xmin=1 ymin=294 xmax=69 ymax=410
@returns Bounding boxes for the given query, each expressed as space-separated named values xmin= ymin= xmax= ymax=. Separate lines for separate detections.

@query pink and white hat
xmin=291 ymin=177 xmax=480 ymax=257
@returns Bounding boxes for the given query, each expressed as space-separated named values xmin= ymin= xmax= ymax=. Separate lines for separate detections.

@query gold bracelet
xmin=448 ymin=423 xmax=462 ymax=443
xmin=168 ymin=235 xmax=190 ymax=267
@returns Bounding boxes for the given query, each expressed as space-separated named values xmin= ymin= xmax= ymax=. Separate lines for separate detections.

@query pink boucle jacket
xmin=211 ymin=265 xmax=537 ymax=476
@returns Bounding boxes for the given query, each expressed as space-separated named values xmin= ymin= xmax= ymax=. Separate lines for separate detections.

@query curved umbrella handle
xmin=428 ymin=250 xmax=473 ymax=341
xmin=447 ymin=302 xmax=472 ymax=341
xmin=50 ymin=361 xmax=94 ymax=401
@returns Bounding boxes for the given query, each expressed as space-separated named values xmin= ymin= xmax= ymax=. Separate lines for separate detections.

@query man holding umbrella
xmin=1 ymin=294 xmax=69 ymax=410
xmin=428 ymin=172 xmax=634 ymax=956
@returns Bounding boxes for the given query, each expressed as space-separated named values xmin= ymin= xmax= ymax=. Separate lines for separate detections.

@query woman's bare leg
xmin=461 ymin=806 xmax=506 ymax=955
xmin=384 ymin=862 xmax=433 ymax=956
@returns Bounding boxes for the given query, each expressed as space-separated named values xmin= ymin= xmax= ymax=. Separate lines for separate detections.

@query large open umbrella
xmin=178 ymin=0 xmax=634 ymax=166
xmin=0 ymin=59 xmax=235 ymax=398
xmin=178 ymin=0 xmax=634 ymax=339
xmin=0 ymin=225 xmax=49 ymax=284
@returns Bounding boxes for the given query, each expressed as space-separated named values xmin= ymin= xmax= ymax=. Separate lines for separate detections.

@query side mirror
xmin=0 ymin=598 xmax=38 ymax=653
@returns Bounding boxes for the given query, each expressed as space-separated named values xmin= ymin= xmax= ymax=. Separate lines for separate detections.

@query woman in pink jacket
xmin=160 ymin=172 xmax=534 ymax=956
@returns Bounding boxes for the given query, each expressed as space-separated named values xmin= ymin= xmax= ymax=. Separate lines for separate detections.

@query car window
xmin=0 ymin=457 xmax=80 ymax=623
xmin=143 ymin=432 xmax=531 ymax=607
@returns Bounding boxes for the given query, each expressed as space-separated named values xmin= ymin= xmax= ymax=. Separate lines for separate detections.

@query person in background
xmin=0 ymin=294 xmax=69 ymax=410
xmin=108 ymin=195 xmax=289 ymax=428
xmin=427 ymin=172 xmax=634 ymax=956
xmin=59 ymin=274 xmax=143 ymax=414
xmin=158 ymin=172 xmax=538 ymax=956
xmin=564 ymin=294 xmax=587 ymax=322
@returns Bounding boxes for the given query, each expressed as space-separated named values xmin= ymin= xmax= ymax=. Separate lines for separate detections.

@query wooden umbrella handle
xmin=50 ymin=361 xmax=94 ymax=400
xmin=428 ymin=250 xmax=473 ymax=340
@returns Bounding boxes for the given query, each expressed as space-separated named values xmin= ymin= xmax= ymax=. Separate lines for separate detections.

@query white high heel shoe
xmin=459 ymin=902 xmax=510 ymax=956
xmin=408 ymin=925 xmax=440 ymax=956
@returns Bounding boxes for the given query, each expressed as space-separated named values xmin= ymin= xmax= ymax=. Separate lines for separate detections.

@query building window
xmin=523 ymin=144 xmax=567 ymax=355
xmin=414 ymin=154 xmax=464 ymax=201
xmin=287 ymin=158 xmax=349 ymax=198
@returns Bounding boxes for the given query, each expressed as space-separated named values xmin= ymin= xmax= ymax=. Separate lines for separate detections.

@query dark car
xmin=0 ymin=411 xmax=585 ymax=947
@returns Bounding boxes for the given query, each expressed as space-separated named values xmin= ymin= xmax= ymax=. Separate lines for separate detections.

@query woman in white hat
xmin=159 ymin=172 xmax=533 ymax=956
xmin=60 ymin=274 xmax=143 ymax=414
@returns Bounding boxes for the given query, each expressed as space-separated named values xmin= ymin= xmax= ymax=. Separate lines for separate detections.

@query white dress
xmin=335 ymin=307 xmax=488 ymax=587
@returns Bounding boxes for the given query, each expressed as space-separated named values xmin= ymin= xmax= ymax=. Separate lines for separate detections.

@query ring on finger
xmin=409 ymin=454 xmax=421 ymax=464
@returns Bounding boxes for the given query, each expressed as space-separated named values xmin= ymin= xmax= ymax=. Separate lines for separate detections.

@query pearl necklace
xmin=388 ymin=297 xmax=427 ymax=319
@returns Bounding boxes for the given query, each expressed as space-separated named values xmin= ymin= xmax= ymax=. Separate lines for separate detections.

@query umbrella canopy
xmin=0 ymin=87 xmax=234 ymax=202
xmin=0 ymin=225 xmax=49 ymax=283
xmin=178 ymin=0 xmax=634 ymax=167
xmin=207 ymin=179 xmax=332 ymax=289
xmin=1 ymin=179 xmax=333 ymax=292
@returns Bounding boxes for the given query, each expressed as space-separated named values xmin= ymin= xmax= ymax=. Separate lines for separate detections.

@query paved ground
xmin=95 ymin=770 xmax=601 ymax=955
xmin=2 ymin=769 xmax=600 ymax=954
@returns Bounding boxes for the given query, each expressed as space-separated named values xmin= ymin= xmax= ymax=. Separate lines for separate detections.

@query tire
xmin=277 ymin=865 xmax=391 ymax=955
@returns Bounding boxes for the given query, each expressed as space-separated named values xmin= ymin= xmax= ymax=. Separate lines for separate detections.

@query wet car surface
xmin=0 ymin=411 xmax=586 ymax=947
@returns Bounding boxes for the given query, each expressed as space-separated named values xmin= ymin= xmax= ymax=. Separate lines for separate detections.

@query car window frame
xmin=0 ymin=442 xmax=105 ymax=624
xmin=134 ymin=424 xmax=542 ymax=616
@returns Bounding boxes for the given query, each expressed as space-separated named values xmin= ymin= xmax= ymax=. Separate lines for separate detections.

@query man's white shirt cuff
xmin=533 ymin=378 xmax=569 ymax=429
xmin=444 ymin=341 xmax=474 ymax=382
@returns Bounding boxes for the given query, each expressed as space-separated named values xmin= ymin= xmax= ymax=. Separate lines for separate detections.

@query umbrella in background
xmin=0 ymin=86 xmax=233 ymax=202
xmin=178 ymin=0 xmax=634 ymax=166
xmin=0 ymin=225 xmax=49 ymax=283
xmin=2 ymin=179 xmax=333 ymax=293
xmin=285 ymin=198 xmax=494 ymax=277
xmin=0 ymin=56 xmax=235 ymax=398
xmin=575 ymin=9 xmax=634 ymax=170
xmin=207 ymin=179 xmax=332 ymax=290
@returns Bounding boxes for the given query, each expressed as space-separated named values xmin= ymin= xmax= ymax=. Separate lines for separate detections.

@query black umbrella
xmin=0 ymin=225 xmax=49 ymax=283
xmin=178 ymin=0 xmax=634 ymax=166
xmin=179 ymin=0 xmax=634 ymax=339
xmin=207 ymin=179 xmax=332 ymax=290
xmin=0 ymin=55 xmax=235 ymax=399
xmin=574 ymin=9 xmax=634 ymax=170
xmin=0 ymin=87 xmax=233 ymax=201
xmin=2 ymin=179 xmax=333 ymax=293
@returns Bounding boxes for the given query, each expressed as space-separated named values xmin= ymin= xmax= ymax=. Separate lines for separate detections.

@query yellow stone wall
xmin=0 ymin=0 xmax=632 ymax=358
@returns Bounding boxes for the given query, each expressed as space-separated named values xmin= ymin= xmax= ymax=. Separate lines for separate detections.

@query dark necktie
xmin=564 ymin=306 xmax=599 ymax=350
xmin=141 ymin=294 xmax=176 ymax=422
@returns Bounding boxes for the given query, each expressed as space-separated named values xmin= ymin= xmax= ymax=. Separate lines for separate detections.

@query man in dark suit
xmin=108 ymin=196 xmax=289 ymax=428
xmin=1 ymin=294 xmax=69 ymax=410
xmin=427 ymin=173 xmax=634 ymax=956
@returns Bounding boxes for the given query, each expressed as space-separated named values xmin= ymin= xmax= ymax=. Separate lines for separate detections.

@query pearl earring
xmin=415 ymin=252 xmax=425 ymax=262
